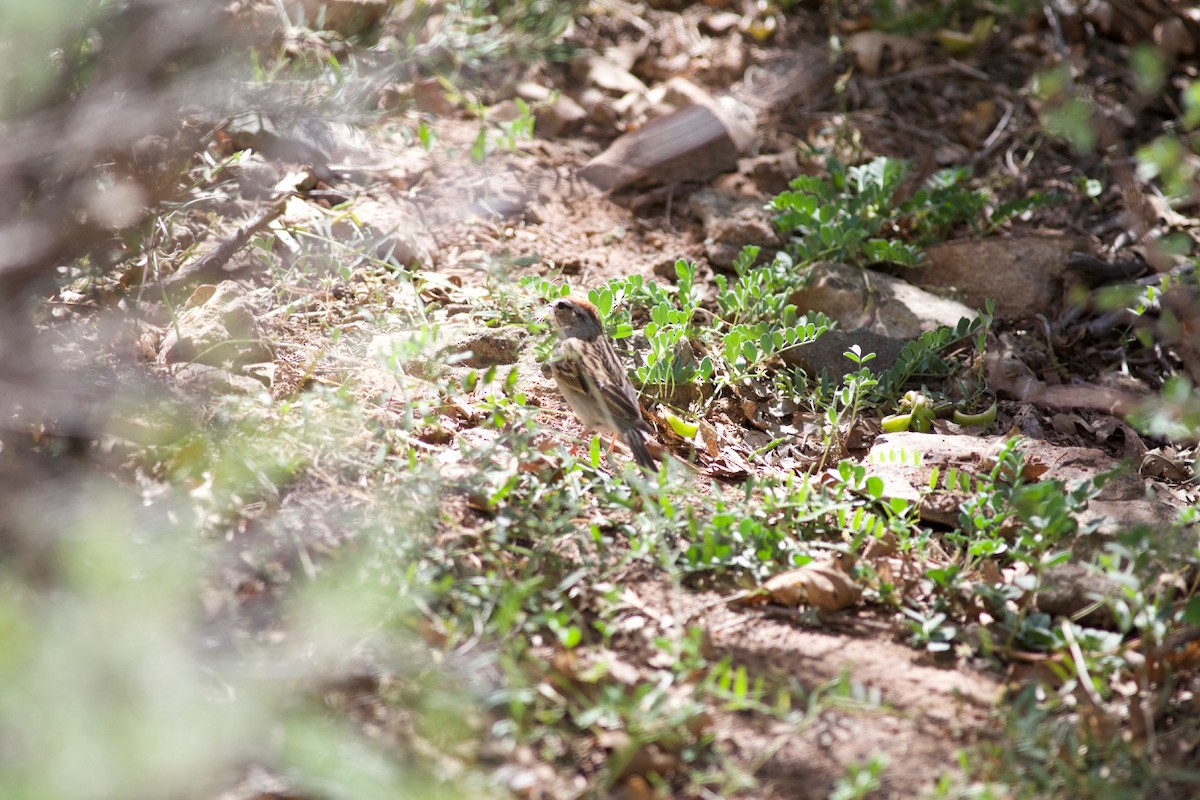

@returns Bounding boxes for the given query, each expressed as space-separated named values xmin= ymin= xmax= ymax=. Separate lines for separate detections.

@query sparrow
xmin=547 ymin=296 xmax=657 ymax=471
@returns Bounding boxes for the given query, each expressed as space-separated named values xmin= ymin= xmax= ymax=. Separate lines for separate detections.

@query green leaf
xmin=664 ymin=410 xmax=699 ymax=438
xmin=469 ymin=126 xmax=489 ymax=163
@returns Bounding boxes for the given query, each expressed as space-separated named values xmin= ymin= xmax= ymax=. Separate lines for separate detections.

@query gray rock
xmin=571 ymin=54 xmax=648 ymax=96
xmin=542 ymin=93 xmax=588 ymax=136
xmin=431 ymin=323 xmax=529 ymax=376
xmin=158 ymin=281 xmax=272 ymax=367
xmin=1036 ymin=563 xmax=1119 ymax=629
xmin=790 ymin=261 xmax=978 ymax=339
xmin=780 ymin=328 xmax=907 ymax=378
xmin=688 ymin=188 xmax=780 ymax=269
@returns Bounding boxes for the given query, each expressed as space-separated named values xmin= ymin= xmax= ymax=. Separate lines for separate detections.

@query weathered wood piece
xmin=579 ymin=98 xmax=756 ymax=192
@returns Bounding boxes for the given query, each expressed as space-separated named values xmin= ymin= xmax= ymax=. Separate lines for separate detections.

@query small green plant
xmin=830 ymin=754 xmax=889 ymax=800
xmin=902 ymin=607 xmax=957 ymax=654
xmin=800 ymin=348 xmax=884 ymax=468
xmin=714 ymin=246 xmax=804 ymax=324
xmin=673 ymin=462 xmax=922 ymax=580
xmin=408 ymin=0 xmax=580 ymax=76
xmin=942 ymin=437 xmax=1105 ymax=574
xmin=966 ymin=680 xmax=1186 ymax=798
xmin=771 ymin=156 xmax=1055 ymax=267
xmin=772 ymin=156 xmax=924 ymax=266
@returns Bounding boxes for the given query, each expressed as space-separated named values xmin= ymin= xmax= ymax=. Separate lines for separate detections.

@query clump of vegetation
xmin=771 ymin=155 xmax=1055 ymax=267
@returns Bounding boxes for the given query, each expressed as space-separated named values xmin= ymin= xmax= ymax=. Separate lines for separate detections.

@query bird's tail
xmin=624 ymin=429 xmax=658 ymax=471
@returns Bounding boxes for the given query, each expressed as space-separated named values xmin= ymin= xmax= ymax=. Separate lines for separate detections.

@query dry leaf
xmin=759 ymin=560 xmax=861 ymax=610
xmin=1141 ymin=448 xmax=1189 ymax=481
xmin=958 ymin=99 xmax=999 ymax=147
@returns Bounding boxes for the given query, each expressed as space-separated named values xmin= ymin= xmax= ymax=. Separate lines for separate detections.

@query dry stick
xmin=1062 ymin=620 xmax=1105 ymax=710
xmin=972 ymin=100 xmax=1017 ymax=166
xmin=158 ymin=196 xmax=288 ymax=294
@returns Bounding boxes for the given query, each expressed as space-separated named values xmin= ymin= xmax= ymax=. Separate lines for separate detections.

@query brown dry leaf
xmin=759 ymin=559 xmax=861 ymax=610
xmin=958 ymin=99 xmax=999 ymax=147
xmin=980 ymin=559 xmax=1003 ymax=587
xmin=1141 ymin=448 xmax=1190 ymax=481
xmin=697 ymin=418 xmax=720 ymax=457
xmin=620 ymin=775 xmax=658 ymax=800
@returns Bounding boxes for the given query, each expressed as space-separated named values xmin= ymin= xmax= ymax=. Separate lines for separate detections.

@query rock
xmin=536 ymin=94 xmax=587 ymax=137
xmin=741 ymin=149 xmax=807 ymax=196
xmin=230 ymin=152 xmax=285 ymax=199
xmin=781 ymin=328 xmax=907 ymax=378
xmin=645 ymin=76 xmax=714 ymax=110
xmin=576 ymin=87 xmax=618 ymax=126
xmin=332 ymin=197 xmax=432 ymax=266
xmin=174 ymin=363 xmax=268 ymax=395
xmin=1036 ymin=563 xmax=1118 ymax=628
xmin=293 ymin=0 xmax=388 ymax=36
xmin=580 ymin=97 xmax=756 ymax=192
xmin=688 ymin=188 xmax=780 ymax=269
xmin=515 ymin=82 xmax=551 ymax=103
xmin=412 ymin=76 xmax=454 ymax=116
xmin=790 ymin=261 xmax=978 ymax=339
xmin=733 ymin=257 xmax=968 ymax=381
xmin=912 ymin=234 xmax=1090 ymax=320
xmin=437 ymin=323 xmax=527 ymax=370
xmin=488 ymin=100 xmax=523 ymax=122
xmin=571 ymin=54 xmax=647 ymax=96
xmin=158 ymin=282 xmax=272 ymax=367
xmin=515 ymin=83 xmax=587 ymax=137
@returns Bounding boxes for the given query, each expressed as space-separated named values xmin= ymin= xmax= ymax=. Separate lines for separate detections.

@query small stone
xmin=571 ymin=54 xmax=648 ymax=96
xmin=412 ymin=77 xmax=453 ymax=116
xmin=645 ymin=76 xmax=714 ymax=110
xmin=533 ymin=94 xmax=587 ymax=138
xmin=158 ymin=282 xmax=272 ymax=367
xmin=688 ymin=188 xmax=780 ymax=269
xmin=577 ymin=87 xmax=618 ymax=126
xmin=515 ymin=82 xmax=551 ymax=103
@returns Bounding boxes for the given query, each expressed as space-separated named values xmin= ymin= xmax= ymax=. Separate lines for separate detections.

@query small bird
xmin=547 ymin=296 xmax=657 ymax=471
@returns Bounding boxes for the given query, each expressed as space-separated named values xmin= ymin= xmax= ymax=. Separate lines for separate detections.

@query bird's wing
xmin=555 ymin=338 xmax=647 ymax=432
xmin=550 ymin=340 xmax=590 ymax=394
